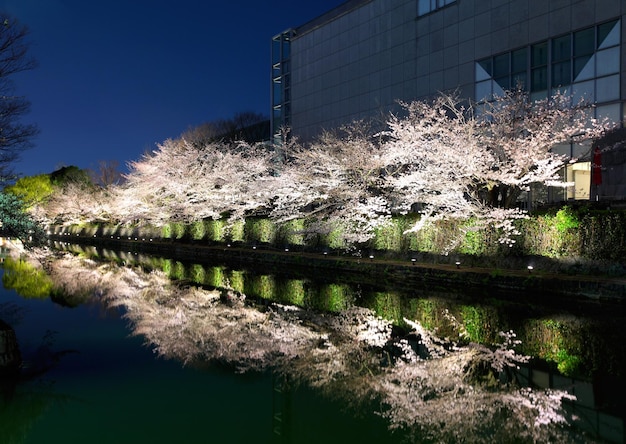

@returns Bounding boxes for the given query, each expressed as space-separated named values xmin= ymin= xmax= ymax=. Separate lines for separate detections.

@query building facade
xmin=272 ymin=0 xmax=626 ymax=201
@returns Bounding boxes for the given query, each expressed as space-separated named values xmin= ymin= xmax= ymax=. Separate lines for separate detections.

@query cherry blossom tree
xmin=382 ymin=90 xmax=610 ymax=244
xmin=116 ymin=138 xmax=277 ymax=225
xmin=40 ymin=181 xmax=114 ymax=226
xmin=29 ymin=89 xmax=613 ymax=251
xmin=477 ymin=88 xmax=608 ymax=207
xmin=270 ymin=123 xmax=392 ymax=244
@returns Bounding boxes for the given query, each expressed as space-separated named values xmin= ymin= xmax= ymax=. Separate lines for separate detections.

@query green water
xmin=0 ymin=276 xmax=398 ymax=444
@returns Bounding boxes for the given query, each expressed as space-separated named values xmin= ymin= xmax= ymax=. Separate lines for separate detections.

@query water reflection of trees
xmin=38 ymin=250 xmax=601 ymax=443
xmin=51 ymin=241 xmax=626 ymax=382
xmin=0 ymin=301 xmax=72 ymax=444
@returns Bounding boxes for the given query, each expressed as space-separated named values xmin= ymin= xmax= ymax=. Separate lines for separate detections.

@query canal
xmin=0 ymin=240 xmax=624 ymax=443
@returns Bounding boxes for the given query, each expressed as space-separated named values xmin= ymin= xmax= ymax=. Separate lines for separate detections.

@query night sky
xmin=1 ymin=0 xmax=345 ymax=177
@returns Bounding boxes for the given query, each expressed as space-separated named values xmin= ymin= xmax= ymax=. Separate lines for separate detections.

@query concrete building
xmin=271 ymin=0 xmax=626 ymax=201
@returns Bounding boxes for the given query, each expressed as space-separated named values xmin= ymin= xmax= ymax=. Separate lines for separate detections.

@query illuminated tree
xmin=383 ymin=90 xmax=609 ymax=243
xmin=40 ymin=181 xmax=113 ymax=225
xmin=4 ymin=174 xmax=53 ymax=208
xmin=0 ymin=191 xmax=45 ymax=245
xmin=117 ymin=138 xmax=276 ymax=225
xmin=270 ymin=123 xmax=391 ymax=244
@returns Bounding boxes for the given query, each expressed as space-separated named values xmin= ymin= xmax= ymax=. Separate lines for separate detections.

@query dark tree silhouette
xmin=0 ymin=15 xmax=38 ymax=181
xmin=180 ymin=111 xmax=269 ymax=147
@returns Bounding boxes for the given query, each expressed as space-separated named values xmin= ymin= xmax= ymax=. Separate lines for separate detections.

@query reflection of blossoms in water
xmin=43 ymin=252 xmax=596 ymax=443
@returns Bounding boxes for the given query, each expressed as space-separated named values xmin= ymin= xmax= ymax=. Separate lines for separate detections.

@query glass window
xmin=596 ymin=102 xmax=622 ymax=124
xmin=418 ymin=0 xmax=429 ymax=15
xmin=552 ymin=60 xmax=571 ymax=86
xmin=512 ymin=72 xmax=527 ymax=89
xmin=530 ymin=90 xmax=548 ymax=102
xmin=574 ymin=55 xmax=594 ymax=81
xmin=572 ymin=79 xmax=594 ymax=103
xmin=596 ymin=74 xmax=620 ymax=102
xmin=552 ymin=35 xmax=571 ymax=62
xmin=475 ymin=80 xmax=492 ymax=101
xmin=598 ymin=20 xmax=620 ymax=48
xmin=282 ymin=40 xmax=290 ymax=59
xmin=477 ymin=59 xmax=492 ymax=77
xmin=531 ymin=42 xmax=547 ymax=67
xmin=273 ymin=65 xmax=281 ymax=80
xmin=417 ymin=0 xmax=456 ymax=16
xmin=494 ymin=76 xmax=510 ymax=90
xmin=273 ymin=82 xmax=282 ymax=104
xmin=273 ymin=107 xmax=283 ymax=124
xmin=574 ymin=28 xmax=594 ymax=57
xmin=596 ymin=46 xmax=620 ymax=76
xmin=511 ymin=48 xmax=527 ymax=73
xmin=272 ymin=39 xmax=282 ymax=65
xmin=493 ymin=54 xmax=509 ymax=78
xmin=531 ymin=67 xmax=547 ymax=91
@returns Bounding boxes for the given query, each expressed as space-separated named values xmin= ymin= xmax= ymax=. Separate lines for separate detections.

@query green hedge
xmin=53 ymin=205 xmax=626 ymax=267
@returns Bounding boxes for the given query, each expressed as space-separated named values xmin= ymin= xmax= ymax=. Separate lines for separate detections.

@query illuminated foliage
xmin=28 ymin=90 xmax=614 ymax=257
xmin=4 ymin=174 xmax=53 ymax=208
xmin=0 ymin=192 xmax=45 ymax=246
xmin=2 ymin=257 xmax=52 ymax=298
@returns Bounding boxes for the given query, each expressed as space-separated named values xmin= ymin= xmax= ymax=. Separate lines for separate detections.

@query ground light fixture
xmin=456 ymin=261 xmax=461 ymax=269
xmin=527 ymin=265 xmax=534 ymax=274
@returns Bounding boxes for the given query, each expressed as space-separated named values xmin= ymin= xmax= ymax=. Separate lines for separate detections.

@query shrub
xmin=190 ymin=220 xmax=206 ymax=240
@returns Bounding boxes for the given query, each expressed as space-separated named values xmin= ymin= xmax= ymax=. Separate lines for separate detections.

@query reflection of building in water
xmin=517 ymin=364 xmax=625 ymax=444
xmin=271 ymin=0 xmax=626 ymax=204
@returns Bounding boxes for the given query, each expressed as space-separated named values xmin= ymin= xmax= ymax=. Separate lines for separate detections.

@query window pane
xmin=418 ymin=0 xmax=430 ymax=15
xmin=596 ymin=74 xmax=620 ymax=102
xmin=598 ymin=20 xmax=620 ymax=48
xmin=512 ymin=72 xmax=527 ymax=89
xmin=477 ymin=59 xmax=492 ymax=77
xmin=530 ymin=90 xmax=548 ymax=102
xmin=574 ymin=28 xmax=595 ymax=56
xmin=511 ymin=48 xmax=527 ymax=73
xmin=273 ymin=66 xmax=282 ymax=80
xmin=552 ymin=60 xmax=571 ymax=86
xmin=495 ymin=76 xmax=510 ymax=90
xmin=531 ymin=42 xmax=547 ymax=66
xmin=552 ymin=35 xmax=571 ymax=61
xmin=273 ymin=108 xmax=282 ymax=124
xmin=282 ymin=40 xmax=290 ymax=59
xmin=272 ymin=39 xmax=282 ymax=65
xmin=596 ymin=46 xmax=620 ymax=76
xmin=475 ymin=80 xmax=492 ymax=101
xmin=574 ymin=55 xmax=594 ymax=81
xmin=273 ymin=82 xmax=282 ymax=104
xmin=572 ymin=79 xmax=595 ymax=103
xmin=493 ymin=53 xmax=509 ymax=78
xmin=531 ymin=67 xmax=547 ymax=91
xmin=596 ymin=102 xmax=622 ymax=124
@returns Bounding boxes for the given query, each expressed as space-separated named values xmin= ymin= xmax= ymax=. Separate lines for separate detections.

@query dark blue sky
xmin=2 ymin=0 xmax=345 ymax=177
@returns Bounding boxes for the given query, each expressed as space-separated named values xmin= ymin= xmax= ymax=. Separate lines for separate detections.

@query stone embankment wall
xmin=49 ymin=229 xmax=626 ymax=302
